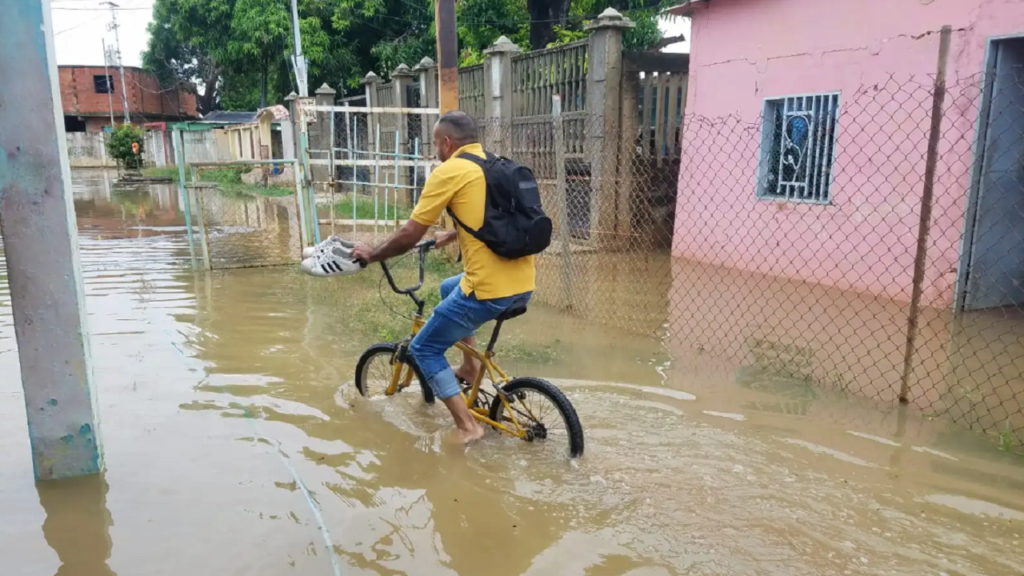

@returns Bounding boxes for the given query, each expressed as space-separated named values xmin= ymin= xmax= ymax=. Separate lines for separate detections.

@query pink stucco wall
xmin=673 ymin=0 xmax=1024 ymax=306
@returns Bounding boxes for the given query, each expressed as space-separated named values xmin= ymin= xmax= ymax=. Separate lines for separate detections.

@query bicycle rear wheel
xmin=488 ymin=377 xmax=584 ymax=458
xmin=355 ymin=343 xmax=435 ymax=404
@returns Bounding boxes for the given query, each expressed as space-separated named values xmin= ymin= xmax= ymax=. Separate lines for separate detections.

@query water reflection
xmin=665 ymin=256 xmax=1024 ymax=442
xmin=3 ymin=173 xmax=1024 ymax=575
xmin=37 ymin=474 xmax=115 ymax=576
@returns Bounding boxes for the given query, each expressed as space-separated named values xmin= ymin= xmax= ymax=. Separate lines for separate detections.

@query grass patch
xmin=492 ymin=333 xmax=563 ymax=364
xmin=999 ymin=421 xmax=1019 ymax=454
xmin=141 ymin=166 xmax=184 ymax=181
xmin=311 ymin=251 xmax=558 ymax=364
xmin=143 ymin=165 xmax=292 ymax=197
xmin=331 ymin=195 xmax=413 ymax=221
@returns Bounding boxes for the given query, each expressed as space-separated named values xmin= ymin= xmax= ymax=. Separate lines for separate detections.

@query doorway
xmin=959 ymin=37 xmax=1024 ymax=311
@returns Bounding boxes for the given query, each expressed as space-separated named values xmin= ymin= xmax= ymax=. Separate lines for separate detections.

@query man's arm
xmin=352 ymin=160 xmax=458 ymax=264
xmin=353 ymin=220 xmax=430 ymax=264
xmin=353 ymin=225 xmax=459 ymax=264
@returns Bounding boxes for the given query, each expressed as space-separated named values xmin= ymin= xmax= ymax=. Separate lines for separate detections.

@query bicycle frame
xmin=377 ymin=240 xmax=537 ymax=439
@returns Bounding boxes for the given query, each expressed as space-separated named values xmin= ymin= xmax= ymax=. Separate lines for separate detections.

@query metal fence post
xmin=899 ymin=25 xmax=952 ymax=403
xmin=553 ymin=95 xmax=574 ymax=311
xmin=172 ymin=129 xmax=197 ymax=269
xmin=0 ymin=0 xmax=102 ymax=479
xmin=286 ymin=92 xmax=312 ymax=249
xmin=190 ymin=166 xmax=213 ymax=270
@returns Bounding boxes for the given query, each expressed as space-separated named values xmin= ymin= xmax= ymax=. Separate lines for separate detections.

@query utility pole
xmin=434 ymin=0 xmax=458 ymax=113
xmin=289 ymin=0 xmax=307 ymax=97
xmin=1 ymin=0 xmax=103 ymax=480
xmin=101 ymin=39 xmax=116 ymax=127
xmin=103 ymin=2 xmax=130 ymax=123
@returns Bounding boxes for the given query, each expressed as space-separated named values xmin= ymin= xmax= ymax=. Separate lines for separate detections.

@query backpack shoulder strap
xmin=446 ymin=207 xmax=486 ymax=242
xmin=447 ymin=150 xmax=493 ymax=241
xmin=456 ymin=151 xmax=496 ymax=167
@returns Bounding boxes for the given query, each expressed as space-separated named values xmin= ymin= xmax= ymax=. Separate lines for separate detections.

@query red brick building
xmin=59 ymin=65 xmax=198 ymax=132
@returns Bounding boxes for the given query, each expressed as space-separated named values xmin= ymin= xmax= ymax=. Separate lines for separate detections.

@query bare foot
xmin=457 ymin=422 xmax=486 ymax=444
xmin=454 ymin=360 xmax=482 ymax=385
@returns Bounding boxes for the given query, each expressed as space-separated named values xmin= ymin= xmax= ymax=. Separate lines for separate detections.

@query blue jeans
xmin=409 ymin=274 xmax=532 ymax=400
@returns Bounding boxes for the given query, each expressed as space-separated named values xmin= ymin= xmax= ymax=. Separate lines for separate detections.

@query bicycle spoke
xmin=363 ymin=352 xmax=399 ymax=398
xmin=511 ymin=390 xmax=566 ymax=436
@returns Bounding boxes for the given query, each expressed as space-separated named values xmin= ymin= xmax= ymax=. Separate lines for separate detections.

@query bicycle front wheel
xmin=488 ymin=377 xmax=585 ymax=458
xmin=355 ymin=343 xmax=435 ymax=404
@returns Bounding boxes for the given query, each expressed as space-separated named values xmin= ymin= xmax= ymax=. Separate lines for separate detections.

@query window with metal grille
xmin=757 ymin=93 xmax=840 ymax=204
xmin=94 ymin=75 xmax=114 ymax=94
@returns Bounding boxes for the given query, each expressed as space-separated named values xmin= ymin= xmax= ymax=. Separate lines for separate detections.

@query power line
xmin=51 ymin=5 xmax=152 ymax=11
xmin=389 ymin=0 xmax=665 ymax=26
xmin=54 ymin=13 xmax=105 ymax=35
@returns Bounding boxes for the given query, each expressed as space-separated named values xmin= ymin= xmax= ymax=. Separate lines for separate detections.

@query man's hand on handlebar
xmin=351 ymin=243 xmax=375 ymax=265
xmin=433 ymin=229 xmax=458 ymax=249
xmin=352 ymin=234 xmax=439 ymax=266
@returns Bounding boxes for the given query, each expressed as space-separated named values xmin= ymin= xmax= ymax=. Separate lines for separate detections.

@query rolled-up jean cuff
xmin=426 ymin=367 xmax=461 ymax=400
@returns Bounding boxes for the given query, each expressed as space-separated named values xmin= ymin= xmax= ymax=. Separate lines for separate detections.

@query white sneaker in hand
xmin=302 ymin=235 xmax=355 ymax=259
xmin=300 ymin=244 xmax=365 ymax=277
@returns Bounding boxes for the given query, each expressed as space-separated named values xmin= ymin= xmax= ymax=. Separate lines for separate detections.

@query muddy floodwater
xmin=2 ymin=170 xmax=1024 ymax=576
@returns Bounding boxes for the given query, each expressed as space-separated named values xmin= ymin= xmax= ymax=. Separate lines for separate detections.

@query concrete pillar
xmin=362 ymin=72 xmax=382 ymax=154
xmin=284 ymin=91 xmax=299 ymax=161
xmin=483 ymin=36 xmax=520 ymax=156
xmin=392 ymin=64 xmax=414 ymax=146
xmin=313 ymin=83 xmax=336 ymax=183
xmin=413 ymin=58 xmax=438 ymax=159
xmin=585 ymin=8 xmax=633 ymax=247
xmin=0 ymin=0 xmax=102 ymax=479
xmin=391 ymin=64 xmax=415 ymax=205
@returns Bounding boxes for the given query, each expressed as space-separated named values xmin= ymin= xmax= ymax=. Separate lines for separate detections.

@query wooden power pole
xmin=434 ymin=0 xmax=458 ymax=113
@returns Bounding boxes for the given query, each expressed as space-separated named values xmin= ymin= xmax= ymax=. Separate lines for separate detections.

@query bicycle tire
xmin=355 ymin=343 xmax=435 ymax=404
xmin=488 ymin=377 xmax=585 ymax=458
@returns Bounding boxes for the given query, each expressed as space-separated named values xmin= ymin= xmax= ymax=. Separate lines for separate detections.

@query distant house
xmin=59 ymin=65 xmax=198 ymax=132
xmin=668 ymin=0 xmax=1024 ymax=312
xmin=219 ymin=106 xmax=291 ymax=161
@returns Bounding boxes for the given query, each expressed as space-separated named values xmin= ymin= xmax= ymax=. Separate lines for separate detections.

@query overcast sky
xmin=50 ymin=0 xmax=689 ymax=68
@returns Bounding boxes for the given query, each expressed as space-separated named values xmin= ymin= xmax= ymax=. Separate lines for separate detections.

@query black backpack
xmin=446 ymin=152 xmax=552 ymax=259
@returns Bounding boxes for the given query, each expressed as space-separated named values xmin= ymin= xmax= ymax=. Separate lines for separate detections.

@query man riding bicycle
xmin=351 ymin=111 xmax=535 ymax=444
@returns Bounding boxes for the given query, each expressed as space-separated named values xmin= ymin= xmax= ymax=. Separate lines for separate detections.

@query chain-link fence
xmin=184 ymin=163 xmax=304 ymax=270
xmin=295 ymin=72 xmax=1024 ymax=447
xmin=471 ymin=70 xmax=1024 ymax=447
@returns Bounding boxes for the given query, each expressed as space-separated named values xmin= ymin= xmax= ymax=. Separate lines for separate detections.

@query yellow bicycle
xmin=354 ymin=240 xmax=585 ymax=458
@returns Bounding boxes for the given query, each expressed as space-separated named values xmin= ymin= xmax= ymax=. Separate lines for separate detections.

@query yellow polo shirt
xmin=410 ymin=143 xmax=535 ymax=300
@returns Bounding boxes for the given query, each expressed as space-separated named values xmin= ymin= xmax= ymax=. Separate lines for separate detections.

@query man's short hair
xmin=436 ymin=111 xmax=479 ymax=144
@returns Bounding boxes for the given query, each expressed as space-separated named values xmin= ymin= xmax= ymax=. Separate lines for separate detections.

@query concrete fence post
xmin=585 ymin=8 xmax=633 ymax=246
xmin=483 ymin=35 xmax=520 ymax=156
xmin=392 ymin=64 xmax=415 ymax=205
xmin=313 ymin=83 xmax=336 ymax=184
xmin=0 ymin=0 xmax=103 ymax=479
xmin=362 ymin=72 xmax=382 ymax=154
xmin=413 ymin=58 xmax=439 ymax=159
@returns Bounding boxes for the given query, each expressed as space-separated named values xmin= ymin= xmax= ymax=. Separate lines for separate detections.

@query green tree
xmin=106 ymin=124 xmax=146 ymax=169
xmin=228 ymin=0 xmax=291 ymax=107
xmin=143 ymin=0 xmax=676 ymax=113
xmin=143 ymin=0 xmax=235 ymax=115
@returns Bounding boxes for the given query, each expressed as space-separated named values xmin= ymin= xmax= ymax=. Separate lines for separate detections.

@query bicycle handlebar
xmin=376 ymin=238 xmax=437 ymax=296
